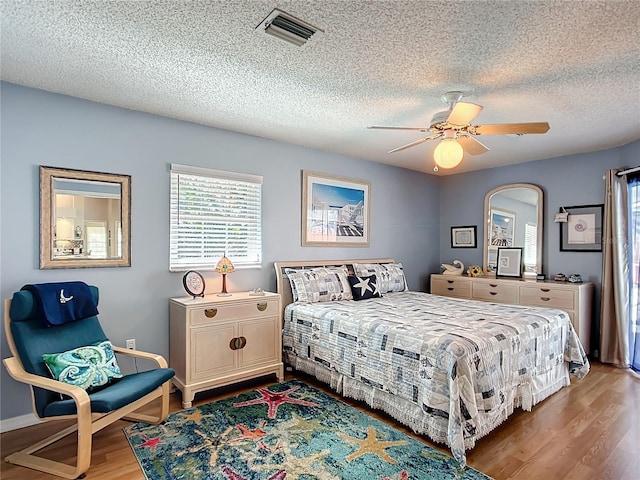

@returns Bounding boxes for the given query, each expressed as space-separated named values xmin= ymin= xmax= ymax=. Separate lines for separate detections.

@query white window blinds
xmin=169 ymin=164 xmax=262 ymax=271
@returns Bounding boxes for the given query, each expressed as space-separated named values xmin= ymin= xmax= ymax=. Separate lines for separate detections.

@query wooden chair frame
xmin=2 ymin=299 xmax=172 ymax=479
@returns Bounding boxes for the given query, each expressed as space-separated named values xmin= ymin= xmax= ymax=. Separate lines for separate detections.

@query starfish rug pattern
xmin=124 ymin=379 xmax=492 ymax=480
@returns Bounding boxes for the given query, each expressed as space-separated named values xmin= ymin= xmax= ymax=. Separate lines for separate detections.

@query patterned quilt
xmin=283 ymin=291 xmax=590 ymax=464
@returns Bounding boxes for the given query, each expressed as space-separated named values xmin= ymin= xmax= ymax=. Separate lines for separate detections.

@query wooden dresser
xmin=430 ymin=274 xmax=594 ymax=354
xmin=169 ymin=292 xmax=284 ymax=408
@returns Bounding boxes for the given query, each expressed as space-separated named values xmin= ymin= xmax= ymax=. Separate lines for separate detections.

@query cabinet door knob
xmin=257 ymin=302 xmax=268 ymax=312
xmin=230 ymin=338 xmax=238 ymax=350
xmin=239 ymin=336 xmax=247 ymax=349
xmin=204 ymin=308 xmax=218 ymax=318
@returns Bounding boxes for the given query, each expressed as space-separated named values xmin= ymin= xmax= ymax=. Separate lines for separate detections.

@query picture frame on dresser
xmin=496 ymin=247 xmax=523 ymax=278
xmin=451 ymin=225 xmax=477 ymax=248
xmin=559 ymin=204 xmax=604 ymax=252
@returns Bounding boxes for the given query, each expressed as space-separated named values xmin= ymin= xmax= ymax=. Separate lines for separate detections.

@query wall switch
xmin=126 ymin=339 xmax=136 ymax=350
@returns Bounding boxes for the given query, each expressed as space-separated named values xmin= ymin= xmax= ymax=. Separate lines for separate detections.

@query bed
xmin=274 ymin=259 xmax=590 ymax=465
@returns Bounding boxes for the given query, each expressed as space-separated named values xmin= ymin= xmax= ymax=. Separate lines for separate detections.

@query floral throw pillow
xmin=348 ymin=274 xmax=382 ymax=300
xmin=42 ymin=340 xmax=123 ymax=391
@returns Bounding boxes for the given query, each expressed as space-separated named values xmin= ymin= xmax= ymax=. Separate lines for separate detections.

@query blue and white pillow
xmin=42 ymin=340 xmax=122 ymax=391
xmin=285 ymin=266 xmax=353 ymax=303
xmin=348 ymin=274 xmax=382 ymax=300
xmin=353 ymin=262 xmax=408 ymax=293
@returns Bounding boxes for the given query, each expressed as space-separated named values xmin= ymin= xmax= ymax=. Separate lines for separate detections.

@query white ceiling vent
xmin=256 ymin=9 xmax=322 ymax=47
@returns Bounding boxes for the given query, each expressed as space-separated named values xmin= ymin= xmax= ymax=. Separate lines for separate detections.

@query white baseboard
xmin=0 ymin=413 xmax=41 ymax=433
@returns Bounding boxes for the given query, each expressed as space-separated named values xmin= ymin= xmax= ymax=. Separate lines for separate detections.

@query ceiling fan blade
xmin=474 ymin=122 xmax=550 ymax=135
xmin=368 ymin=125 xmax=429 ymax=132
xmin=457 ymin=136 xmax=489 ymax=155
xmin=447 ymin=102 xmax=483 ymax=125
xmin=388 ymin=134 xmax=441 ymax=153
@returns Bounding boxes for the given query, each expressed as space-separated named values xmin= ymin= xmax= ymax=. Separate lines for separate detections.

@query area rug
xmin=124 ymin=379 xmax=491 ymax=480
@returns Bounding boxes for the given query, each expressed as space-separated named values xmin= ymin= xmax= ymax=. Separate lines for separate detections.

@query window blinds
xmin=169 ymin=164 xmax=262 ymax=271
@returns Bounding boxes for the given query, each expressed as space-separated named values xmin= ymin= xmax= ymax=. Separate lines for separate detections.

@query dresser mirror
xmin=483 ymin=183 xmax=543 ymax=278
xmin=40 ymin=166 xmax=131 ymax=269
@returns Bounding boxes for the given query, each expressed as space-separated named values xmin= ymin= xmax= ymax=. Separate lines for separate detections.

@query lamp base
xmin=217 ymin=292 xmax=232 ymax=297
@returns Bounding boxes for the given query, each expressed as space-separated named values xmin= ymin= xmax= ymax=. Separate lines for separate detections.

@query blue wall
xmin=0 ymin=82 xmax=440 ymax=420
xmin=1 ymin=81 xmax=636 ymax=422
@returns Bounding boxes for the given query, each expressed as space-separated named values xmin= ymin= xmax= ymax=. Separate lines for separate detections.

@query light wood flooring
xmin=1 ymin=361 xmax=638 ymax=480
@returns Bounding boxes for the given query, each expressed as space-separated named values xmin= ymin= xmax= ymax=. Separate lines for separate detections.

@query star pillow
xmin=348 ymin=274 xmax=382 ymax=300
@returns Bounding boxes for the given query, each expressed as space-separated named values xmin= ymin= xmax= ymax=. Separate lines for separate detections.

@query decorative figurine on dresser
xmin=169 ymin=290 xmax=284 ymax=408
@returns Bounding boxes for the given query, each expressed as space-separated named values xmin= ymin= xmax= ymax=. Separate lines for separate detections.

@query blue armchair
xmin=2 ymin=285 xmax=175 ymax=479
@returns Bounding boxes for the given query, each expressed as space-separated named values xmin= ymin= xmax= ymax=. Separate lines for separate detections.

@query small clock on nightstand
xmin=182 ymin=270 xmax=205 ymax=298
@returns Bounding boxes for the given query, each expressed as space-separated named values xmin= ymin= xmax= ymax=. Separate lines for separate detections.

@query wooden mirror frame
xmin=483 ymin=183 xmax=543 ymax=278
xmin=40 ymin=166 xmax=131 ymax=269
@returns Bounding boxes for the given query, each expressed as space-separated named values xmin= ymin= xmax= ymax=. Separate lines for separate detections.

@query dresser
xmin=169 ymin=292 xmax=284 ymax=408
xmin=430 ymin=274 xmax=594 ymax=354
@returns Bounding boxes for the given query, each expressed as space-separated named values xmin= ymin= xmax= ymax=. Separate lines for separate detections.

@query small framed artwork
xmin=496 ymin=247 xmax=523 ymax=278
xmin=302 ymin=171 xmax=370 ymax=247
xmin=451 ymin=225 xmax=477 ymax=248
xmin=560 ymin=204 xmax=604 ymax=252
xmin=489 ymin=208 xmax=516 ymax=248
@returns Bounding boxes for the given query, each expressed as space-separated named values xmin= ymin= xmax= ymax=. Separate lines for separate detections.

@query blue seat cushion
xmin=42 ymin=368 xmax=175 ymax=417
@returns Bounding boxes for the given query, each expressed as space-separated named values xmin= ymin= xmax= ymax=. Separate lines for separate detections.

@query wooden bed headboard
xmin=273 ymin=258 xmax=395 ymax=318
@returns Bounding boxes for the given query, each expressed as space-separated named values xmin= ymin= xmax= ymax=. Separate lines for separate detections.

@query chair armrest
xmin=112 ymin=345 xmax=168 ymax=368
xmin=2 ymin=356 xmax=91 ymax=408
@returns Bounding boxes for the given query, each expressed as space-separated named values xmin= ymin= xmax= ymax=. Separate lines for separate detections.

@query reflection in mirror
xmin=483 ymin=183 xmax=543 ymax=278
xmin=40 ymin=166 xmax=131 ymax=269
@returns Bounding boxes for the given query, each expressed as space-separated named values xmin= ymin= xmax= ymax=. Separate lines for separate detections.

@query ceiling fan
xmin=368 ymin=91 xmax=550 ymax=171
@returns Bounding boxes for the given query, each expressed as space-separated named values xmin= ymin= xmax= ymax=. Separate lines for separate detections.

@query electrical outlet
xmin=126 ymin=339 xmax=136 ymax=350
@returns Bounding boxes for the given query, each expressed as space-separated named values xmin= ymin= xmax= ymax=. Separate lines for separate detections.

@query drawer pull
xmin=489 ymin=284 xmax=498 ymax=288
xmin=447 ymin=287 xmax=454 ymax=291
xmin=447 ymin=280 xmax=454 ymax=284
xmin=257 ymin=302 xmax=268 ymax=312
xmin=204 ymin=308 xmax=217 ymax=318
xmin=540 ymin=288 xmax=550 ymax=292
xmin=540 ymin=297 xmax=550 ymax=301
xmin=490 ymin=292 xmax=498 ymax=296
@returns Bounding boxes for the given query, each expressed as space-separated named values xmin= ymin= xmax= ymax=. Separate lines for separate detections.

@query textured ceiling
xmin=1 ymin=1 xmax=639 ymax=175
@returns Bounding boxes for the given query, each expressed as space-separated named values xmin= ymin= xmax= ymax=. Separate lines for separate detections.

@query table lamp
xmin=215 ymin=256 xmax=235 ymax=296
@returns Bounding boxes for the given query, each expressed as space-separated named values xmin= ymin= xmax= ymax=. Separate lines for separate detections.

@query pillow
xmin=348 ymin=274 xmax=382 ymax=300
xmin=285 ymin=266 xmax=353 ymax=303
xmin=42 ymin=340 xmax=122 ymax=391
xmin=353 ymin=262 xmax=408 ymax=293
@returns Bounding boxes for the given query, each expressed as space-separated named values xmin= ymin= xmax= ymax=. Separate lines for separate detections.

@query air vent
xmin=257 ymin=9 xmax=322 ymax=47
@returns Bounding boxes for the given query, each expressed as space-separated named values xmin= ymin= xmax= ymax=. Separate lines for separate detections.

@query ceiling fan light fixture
xmin=433 ymin=139 xmax=464 ymax=169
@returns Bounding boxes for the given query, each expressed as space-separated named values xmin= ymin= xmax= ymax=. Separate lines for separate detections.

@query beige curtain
xmin=599 ymin=170 xmax=630 ymax=366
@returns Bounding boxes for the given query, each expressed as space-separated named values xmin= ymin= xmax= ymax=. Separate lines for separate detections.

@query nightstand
xmin=169 ymin=291 xmax=284 ymax=408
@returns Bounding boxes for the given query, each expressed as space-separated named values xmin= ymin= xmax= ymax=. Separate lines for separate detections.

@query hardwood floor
xmin=1 ymin=361 xmax=638 ymax=479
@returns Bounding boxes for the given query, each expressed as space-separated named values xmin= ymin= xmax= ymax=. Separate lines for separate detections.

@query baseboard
xmin=0 ymin=413 xmax=41 ymax=433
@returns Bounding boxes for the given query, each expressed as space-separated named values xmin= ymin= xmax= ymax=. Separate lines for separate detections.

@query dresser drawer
xmin=519 ymin=285 xmax=575 ymax=310
xmin=431 ymin=277 xmax=471 ymax=298
xmin=472 ymin=282 xmax=518 ymax=304
xmin=190 ymin=298 xmax=279 ymax=326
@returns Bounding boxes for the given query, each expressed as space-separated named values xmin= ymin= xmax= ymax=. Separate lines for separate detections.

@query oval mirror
xmin=40 ymin=166 xmax=131 ymax=269
xmin=483 ymin=183 xmax=543 ymax=278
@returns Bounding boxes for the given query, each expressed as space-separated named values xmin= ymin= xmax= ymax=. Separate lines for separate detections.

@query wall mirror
xmin=483 ymin=183 xmax=543 ymax=278
xmin=40 ymin=166 xmax=131 ymax=269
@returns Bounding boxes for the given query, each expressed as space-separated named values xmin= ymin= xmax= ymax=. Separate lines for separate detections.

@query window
xmin=523 ymin=222 xmax=537 ymax=273
xmin=169 ymin=164 xmax=262 ymax=271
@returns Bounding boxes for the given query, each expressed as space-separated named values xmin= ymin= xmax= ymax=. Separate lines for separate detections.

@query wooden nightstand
xmin=169 ymin=292 xmax=284 ymax=408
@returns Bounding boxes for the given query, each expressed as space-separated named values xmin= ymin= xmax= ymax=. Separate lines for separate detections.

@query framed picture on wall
xmin=560 ymin=204 xmax=604 ymax=252
xmin=489 ymin=208 xmax=516 ymax=248
xmin=301 ymin=171 xmax=370 ymax=247
xmin=496 ymin=247 xmax=523 ymax=278
xmin=451 ymin=225 xmax=477 ymax=248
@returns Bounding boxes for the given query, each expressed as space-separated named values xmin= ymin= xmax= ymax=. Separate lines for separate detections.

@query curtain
xmin=628 ymin=174 xmax=640 ymax=371
xmin=599 ymin=170 xmax=630 ymax=366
